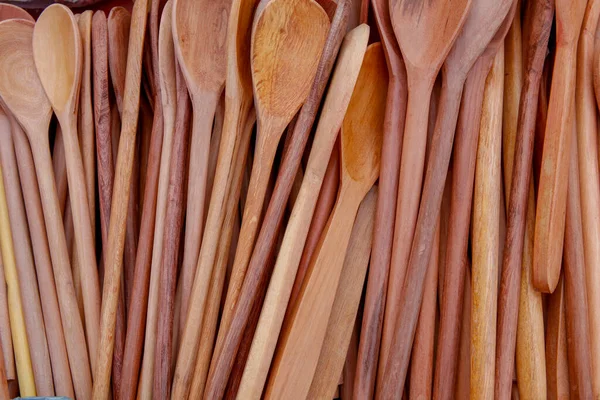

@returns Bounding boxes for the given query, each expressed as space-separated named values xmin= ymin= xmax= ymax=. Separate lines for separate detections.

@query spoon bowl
xmin=0 ymin=4 xmax=32 ymax=21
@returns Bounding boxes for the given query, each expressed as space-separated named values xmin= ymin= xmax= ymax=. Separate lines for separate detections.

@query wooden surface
xmin=0 ymin=18 xmax=93 ymax=399
xmin=546 ymin=277 xmax=571 ymax=400
xmin=307 ymin=186 xmax=377 ymax=399
xmin=0 ymin=209 xmax=13 ymax=383
xmin=533 ymin=0 xmax=587 ymax=293
xmin=235 ymin=26 xmax=369 ymax=400
xmin=107 ymin=5 xmax=130 ymax=114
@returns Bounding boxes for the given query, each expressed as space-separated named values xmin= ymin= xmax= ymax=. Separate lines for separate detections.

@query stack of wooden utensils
xmin=0 ymin=0 xmax=598 ymax=398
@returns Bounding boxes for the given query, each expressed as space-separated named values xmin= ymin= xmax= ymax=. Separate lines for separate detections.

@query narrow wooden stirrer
xmin=92 ymin=0 xmax=150 ymax=397
xmin=576 ymin=0 xmax=600 ymax=396
xmin=206 ymin=3 xmax=330 ymax=393
xmin=563 ymin=115 xmax=594 ymax=399
xmin=264 ymin=42 xmax=385 ymax=400
xmin=233 ymin=25 xmax=369 ymax=399
xmin=502 ymin=3 xmax=547 ymax=397
xmin=533 ymin=0 xmax=587 ymax=293
xmin=121 ymin=3 xmax=174 ymax=399
xmin=0 ymin=164 xmax=36 ymax=397
xmin=546 ymin=276 xmax=571 ymax=399
xmin=494 ymin=1 xmax=554 ymax=396
xmin=354 ymin=0 xmax=407 ymax=395
xmin=33 ymin=4 xmax=101 ymax=366
xmin=380 ymin=0 xmax=513 ymax=393
xmin=0 ymin=18 xmax=92 ymax=399
xmin=0 ymin=233 xmax=13 ymax=382
xmin=379 ymin=0 xmax=473 ymax=384
xmin=187 ymin=111 xmax=257 ymax=399
xmin=172 ymin=0 xmax=232 ymax=331
xmin=433 ymin=6 xmax=515 ymax=397
xmin=469 ymin=47 xmax=504 ymax=399
xmin=307 ymin=186 xmax=377 ymax=399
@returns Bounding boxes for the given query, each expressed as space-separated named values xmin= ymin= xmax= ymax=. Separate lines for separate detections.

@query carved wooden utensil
xmin=265 ymin=42 xmax=385 ymax=400
xmin=172 ymin=0 xmax=232 ymax=335
xmin=107 ymin=6 xmax=130 ymax=115
xmin=433 ymin=5 xmax=515 ymax=397
xmin=379 ymin=0 xmax=472 ymax=384
xmin=354 ymin=0 xmax=407 ymax=396
xmin=33 ymin=4 xmax=101 ymax=367
xmin=234 ymin=25 xmax=369 ymax=400
xmin=380 ymin=0 xmax=514 ymax=394
xmin=91 ymin=0 xmax=150 ymax=397
xmin=0 ymin=18 xmax=93 ymax=400
xmin=533 ymin=0 xmax=587 ymax=293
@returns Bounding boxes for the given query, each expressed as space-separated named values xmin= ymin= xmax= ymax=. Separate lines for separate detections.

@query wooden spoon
xmin=470 ymin=45 xmax=504 ymax=400
xmin=107 ymin=6 xmax=130 ymax=115
xmin=533 ymin=0 xmax=587 ymax=293
xmin=172 ymin=0 xmax=232 ymax=331
xmin=233 ymin=26 xmax=370 ymax=400
xmin=120 ymin=3 xmax=174 ymax=399
xmin=379 ymin=0 xmax=472 ymax=382
xmin=354 ymin=0 xmax=407 ymax=396
xmin=501 ymin=4 xmax=547 ymax=398
xmin=264 ymin=42 xmax=385 ymax=400
xmin=92 ymin=0 xmax=150 ymax=397
xmin=546 ymin=275 xmax=571 ymax=399
xmin=563 ymin=115 xmax=594 ymax=399
xmin=576 ymin=0 xmax=600 ymax=396
xmin=0 ymin=3 xmax=31 ymax=20
xmin=0 ymin=164 xmax=35 ymax=397
xmin=380 ymin=0 xmax=514 ymax=393
xmin=0 ymin=224 xmax=13 ymax=382
xmin=0 ymin=18 xmax=93 ymax=400
xmin=33 ymin=4 xmax=101 ymax=366
xmin=307 ymin=185 xmax=377 ymax=399
xmin=0 ymin=111 xmax=54 ymax=396
xmin=433 ymin=6 xmax=515 ymax=397
xmin=494 ymin=1 xmax=554 ymax=397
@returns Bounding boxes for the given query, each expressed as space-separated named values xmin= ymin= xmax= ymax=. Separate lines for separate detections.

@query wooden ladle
xmin=265 ymin=42 xmax=385 ymax=400
xmin=172 ymin=0 xmax=232 ymax=333
xmin=33 ymin=4 xmax=101 ymax=367
xmin=379 ymin=0 xmax=514 ymax=394
xmin=533 ymin=0 xmax=587 ymax=293
xmin=0 ymin=18 xmax=93 ymax=400
xmin=378 ymin=0 xmax=472 ymax=382
xmin=172 ymin=0 xmax=329 ymax=397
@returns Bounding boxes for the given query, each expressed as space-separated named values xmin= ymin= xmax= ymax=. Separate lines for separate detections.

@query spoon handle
xmin=307 ymin=186 xmax=377 ymax=400
xmin=454 ymin=266 xmax=471 ymax=399
xmin=545 ymin=276 xmax=571 ymax=399
xmin=0 ymin=164 xmax=36 ymax=397
xmin=93 ymin=0 xmax=149 ymax=397
xmin=564 ymin=115 xmax=594 ymax=399
xmin=0 ymin=332 xmax=9 ymax=400
xmin=52 ymin=127 xmax=68 ymax=215
xmin=0 ymin=220 xmax=13 ymax=382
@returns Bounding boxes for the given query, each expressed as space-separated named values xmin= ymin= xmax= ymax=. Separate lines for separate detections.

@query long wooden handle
xmin=546 ymin=276 xmax=571 ymax=399
xmin=307 ymin=185 xmax=377 ymax=399
xmin=0 ymin=116 xmax=53 ymax=395
xmin=0 ymin=163 xmax=36 ymax=397
xmin=93 ymin=0 xmax=149 ymax=397
xmin=0 ymin=222 xmax=13 ymax=382
xmin=0 ymin=330 xmax=9 ymax=400
xmin=52 ymin=127 xmax=68 ymax=215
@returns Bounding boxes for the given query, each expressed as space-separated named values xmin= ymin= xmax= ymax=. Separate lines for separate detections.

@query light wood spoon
xmin=92 ymin=0 xmax=150 ymax=397
xmin=33 ymin=4 xmax=101 ymax=366
xmin=0 ymin=18 xmax=93 ymax=400
xmin=354 ymin=0 xmax=407 ymax=396
xmin=264 ymin=42 xmax=385 ymax=400
xmin=172 ymin=0 xmax=232 ymax=330
xmin=234 ymin=26 xmax=369 ymax=400
xmin=0 ymin=216 xmax=13 ymax=382
xmin=108 ymin=6 xmax=130 ymax=115
xmin=307 ymin=185 xmax=377 ymax=399
xmin=0 ymin=163 xmax=35 ymax=397
xmin=379 ymin=0 xmax=473 ymax=382
xmin=533 ymin=0 xmax=587 ymax=293
xmin=433 ymin=6 xmax=515 ymax=397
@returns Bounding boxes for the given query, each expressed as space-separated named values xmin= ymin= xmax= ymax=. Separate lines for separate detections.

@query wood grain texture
xmin=53 ymin=127 xmax=68 ymax=215
xmin=533 ymin=0 xmax=587 ymax=293
xmin=546 ymin=276 xmax=571 ymax=400
xmin=33 ymin=4 xmax=101 ymax=368
xmin=0 ymin=163 xmax=36 ymax=397
xmin=234 ymin=26 xmax=370 ymax=400
xmin=354 ymin=0 xmax=407 ymax=395
xmin=307 ymin=186 xmax=377 ymax=399
xmin=575 ymin=0 xmax=600 ymax=396
xmin=0 ymin=18 xmax=93 ymax=400
xmin=0 ymin=333 xmax=8 ymax=400
xmin=92 ymin=0 xmax=149 ymax=397
xmin=563 ymin=114 xmax=594 ymax=399
xmin=107 ymin=6 xmax=130 ymax=115
xmin=206 ymin=4 xmax=331 ymax=396
xmin=0 ymin=221 xmax=13 ymax=382
xmin=0 ymin=113 xmax=53 ymax=396
xmin=455 ymin=267 xmax=471 ymax=399
xmin=470 ymin=47 xmax=504 ymax=400
xmin=495 ymin=1 xmax=554 ymax=397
